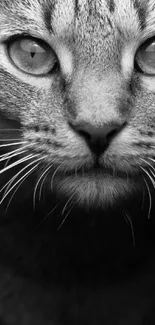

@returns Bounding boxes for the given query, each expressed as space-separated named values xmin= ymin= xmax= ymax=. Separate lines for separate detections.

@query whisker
xmin=1 ymin=157 xmax=38 ymax=197
xmin=1 ymin=165 xmax=39 ymax=205
xmin=38 ymin=159 xmax=57 ymax=201
xmin=0 ymin=155 xmax=41 ymax=195
xmin=0 ymin=150 xmax=27 ymax=163
xmin=143 ymin=177 xmax=152 ymax=219
xmin=148 ymin=157 xmax=155 ymax=164
xmin=3 ymin=149 xmax=28 ymax=167
xmin=123 ymin=209 xmax=135 ymax=247
xmin=50 ymin=162 xmax=64 ymax=189
xmin=57 ymin=206 xmax=74 ymax=231
xmin=36 ymin=204 xmax=59 ymax=228
xmin=149 ymin=169 xmax=155 ymax=180
xmin=0 ymin=142 xmax=27 ymax=148
xmin=0 ymin=174 xmax=17 ymax=194
xmin=2 ymin=157 xmax=38 ymax=198
xmin=5 ymin=163 xmax=39 ymax=213
xmin=0 ymin=156 xmax=45 ymax=204
xmin=140 ymin=166 xmax=154 ymax=219
xmin=62 ymin=192 xmax=75 ymax=216
xmin=140 ymin=166 xmax=155 ymax=189
xmin=140 ymin=158 xmax=155 ymax=172
xmin=39 ymin=173 xmax=48 ymax=201
xmin=0 ymin=144 xmax=29 ymax=160
xmin=33 ymin=162 xmax=54 ymax=211
xmin=4 ymin=157 xmax=12 ymax=168
xmin=0 ymin=139 xmax=24 ymax=142
xmin=0 ymin=154 xmax=37 ymax=175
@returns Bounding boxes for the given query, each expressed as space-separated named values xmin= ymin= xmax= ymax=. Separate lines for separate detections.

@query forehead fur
xmin=0 ymin=0 xmax=152 ymax=72
xmin=0 ymin=0 xmax=151 ymax=33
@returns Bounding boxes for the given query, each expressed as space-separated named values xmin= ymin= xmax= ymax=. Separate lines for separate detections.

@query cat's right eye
xmin=135 ymin=38 xmax=155 ymax=75
xmin=8 ymin=37 xmax=58 ymax=76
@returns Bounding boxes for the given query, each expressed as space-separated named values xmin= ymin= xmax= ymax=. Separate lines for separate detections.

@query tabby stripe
xmin=42 ymin=2 xmax=55 ymax=34
xmin=133 ymin=0 xmax=147 ymax=31
xmin=106 ymin=0 xmax=115 ymax=13
xmin=75 ymin=0 xmax=80 ymax=15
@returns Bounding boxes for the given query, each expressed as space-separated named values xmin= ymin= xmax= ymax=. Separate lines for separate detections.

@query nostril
xmin=78 ymin=129 xmax=92 ymax=142
xmin=69 ymin=120 xmax=126 ymax=156
xmin=106 ymin=128 xmax=119 ymax=142
xmin=75 ymin=125 xmax=120 ymax=144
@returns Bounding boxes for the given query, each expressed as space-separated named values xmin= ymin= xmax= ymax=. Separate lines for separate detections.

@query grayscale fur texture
xmin=0 ymin=0 xmax=155 ymax=324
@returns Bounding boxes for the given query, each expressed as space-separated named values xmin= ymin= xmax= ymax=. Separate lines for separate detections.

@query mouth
xmin=64 ymin=163 xmax=128 ymax=179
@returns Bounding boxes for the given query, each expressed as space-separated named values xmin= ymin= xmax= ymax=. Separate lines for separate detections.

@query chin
xmin=53 ymin=172 xmax=138 ymax=210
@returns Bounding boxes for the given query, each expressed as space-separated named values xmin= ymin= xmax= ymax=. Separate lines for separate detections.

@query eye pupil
xmin=31 ymin=51 xmax=35 ymax=58
xmin=29 ymin=44 xmax=37 ymax=59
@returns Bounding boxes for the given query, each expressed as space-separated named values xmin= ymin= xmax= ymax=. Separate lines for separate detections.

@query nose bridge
xmin=69 ymin=70 xmax=127 ymax=125
xmin=67 ymin=70 xmax=129 ymax=157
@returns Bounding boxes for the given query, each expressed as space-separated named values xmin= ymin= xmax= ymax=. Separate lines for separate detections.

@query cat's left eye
xmin=135 ymin=39 xmax=155 ymax=75
xmin=8 ymin=37 xmax=58 ymax=76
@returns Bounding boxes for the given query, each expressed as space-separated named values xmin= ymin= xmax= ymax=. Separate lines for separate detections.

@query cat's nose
xmin=71 ymin=122 xmax=124 ymax=156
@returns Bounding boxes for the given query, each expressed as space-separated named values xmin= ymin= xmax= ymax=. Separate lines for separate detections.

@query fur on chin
xmin=54 ymin=174 xmax=136 ymax=210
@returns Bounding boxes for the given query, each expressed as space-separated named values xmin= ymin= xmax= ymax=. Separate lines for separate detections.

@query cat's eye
xmin=135 ymin=39 xmax=155 ymax=75
xmin=8 ymin=37 xmax=58 ymax=75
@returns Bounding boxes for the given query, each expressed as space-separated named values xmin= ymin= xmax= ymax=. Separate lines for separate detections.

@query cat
xmin=0 ymin=0 xmax=155 ymax=324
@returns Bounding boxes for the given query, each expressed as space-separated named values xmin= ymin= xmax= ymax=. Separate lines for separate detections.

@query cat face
xmin=0 ymin=0 xmax=154 ymax=210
